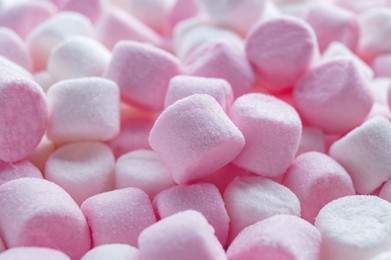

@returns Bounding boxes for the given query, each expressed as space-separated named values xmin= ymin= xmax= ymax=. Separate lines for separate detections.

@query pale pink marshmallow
xmin=138 ymin=210 xmax=226 ymax=260
xmin=227 ymin=215 xmax=321 ymax=260
xmin=47 ymin=77 xmax=120 ymax=143
xmin=165 ymin=75 xmax=233 ymax=111
xmin=372 ymin=53 xmax=391 ymax=78
xmin=336 ymin=0 xmax=391 ymax=14
xmin=45 ymin=142 xmax=115 ymax=205
xmin=81 ymin=188 xmax=156 ymax=247
xmin=0 ymin=56 xmax=32 ymax=79
xmin=224 ymin=176 xmax=301 ymax=242
xmin=108 ymin=117 xmax=154 ymax=158
xmin=0 ymin=68 xmax=48 ymax=163
xmin=315 ymin=195 xmax=391 ymax=260
xmin=104 ymin=41 xmax=180 ymax=111
xmin=149 ymin=94 xmax=245 ymax=184
xmin=0 ymin=1 xmax=56 ymax=40
xmin=47 ymin=36 xmax=110 ymax=82
xmin=379 ymin=179 xmax=391 ymax=202
xmin=372 ymin=251 xmax=391 ymax=260
xmin=0 ymin=178 xmax=91 ymax=260
xmin=294 ymin=57 xmax=374 ymax=134
xmin=96 ymin=7 xmax=161 ymax=50
xmin=0 ymin=160 xmax=42 ymax=187
xmin=27 ymin=136 xmax=56 ymax=173
xmin=246 ymin=15 xmax=318 ymax=92
xmin=229 ymin=93 xmax=302 ymax=177
xmin=358 ymin=9 xmax=391 ymax=62
xmin=329 ymin=116 xmax=391 ymax=194
xmin=0 ymin=247 xmax=70 ymax=260
xmin=283 ymin=152 xmax=355 ymax=223
xmin=34 ymin=71 xmax=54 ymax=92
xmin=115 ymin=149 xmax=175 ymax=198
xmin=296 ymin=127 xmax=326 ymax=156
xmin=0 ymin=28 xmax=31 ymax=71
xmin=60 ymin=0 xmax=103 ymax=24
xmin=195 ymin=0 xmax=267 ymax=35
xmin=27 ymin=12 xmax=95 ymax=72
xmin=322 ymin=42 xmax=374 ymax=79
xmin=81 ymin=244 xmax=138 ymax=260
xmin=305 ymin=3 xmax=359 ymax=52
xmin=169 ymin=0 xmax=198 ymax=29
xmin=154 ymin=183 xmax=229 ymax=245
xmin=184 ymin=39 xmax=255 ymax=97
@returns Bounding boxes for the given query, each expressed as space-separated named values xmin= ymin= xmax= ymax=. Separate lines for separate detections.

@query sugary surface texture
xmin=0 ymin=247 xmax=71 ymax=260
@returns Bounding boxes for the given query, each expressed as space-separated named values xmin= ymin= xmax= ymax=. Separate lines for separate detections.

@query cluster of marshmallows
xmin=1 ymin=0 xmax=391 ymax=259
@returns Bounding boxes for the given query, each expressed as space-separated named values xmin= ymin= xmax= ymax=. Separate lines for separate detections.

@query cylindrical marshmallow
xmin=0 ymin=27 xmax=32 ymax=71
xmin=0 ymin=160 xmax=42 ymax=187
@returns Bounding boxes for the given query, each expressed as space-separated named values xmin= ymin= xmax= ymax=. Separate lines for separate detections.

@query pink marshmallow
xmin=47 ymin=77 xmax=120 ymax=143
xmin=229 ymin=93 xmax=302 ymax=177
xmin=60 ymin=0 xmax=103 ymax=24
xmin=379 ymin=179 xmax=391 ymax=202
xmin=0 ymin=247 xmax=70 ymax=260
xmin=169 ymin=0 xmax=198 ymax=29
xmin=296 ymin=127 xmax=326 ymax=156
xmin=115 ymin=149 xmax=175 ymax=198
xmin=184 ymin=39 xmax=255 ymax=97
xmin=0 ymin=160 xmax=42 ymax=187
xmin=104 ymin=41 xmax=180 ymax=111
xmin=0 ymin=68 xmax=48 ymax=163
xmin=283 ymin=151 xmax=355 ymax=223
xmin=304 ymin=3 xmax=359 ymax=52
xmin=164 ymin=75 xmax=233 ymax=112
xmin=45 ymin=142 xmax=115 ymax=205
xmin=154 ymin=183 xmax=229 ymax=245
xmin=81 ymin=188 xmax=156 ymax=247
xmin=224 ymin=176 xmax=301 ymax=242
xmin=27 ymin=12 xmax=95 ymax=72
xmin=96 ymin=7 xmax=161 ymax=50
xmin=149 ymin=94 xmax=245 ymax=184
xmin=227 ymin=215 xmax=321 ymax=260
xmin=372 ymin=53 xmax=391 ymax=78
xmin=246 ymin=15 xmax=318 ymax=92
xmin=81 ymin=244 xmax=138 ymax=260
xmin=138 ymin=210 xmax=226 ymax=260
xmin=0 ymin=1 xmax=56 ymax=40
xmin=0 ymin=28 xmax=32 ymax=71
xmin=0 ymin=178 xmax=91 ymax=260
xmin=329 ymin=116 xmax=391 ymax=194
xmin=47 ymin=36 xmax=110 ymax=82
xmin=294 ymin=57 xmax=374 ymax=134
xmin=0 ymin=56 xmax=32 ymax=79
xmin=336 ymin=0 xmax=390 ymax=14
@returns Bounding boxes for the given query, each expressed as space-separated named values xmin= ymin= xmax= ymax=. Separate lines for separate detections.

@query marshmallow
xmin=115 ymin=149 xmax=175 ymax=197
xmin=371 ymin=78 xmax=391 ymax=105
xmin=329 ymin=116 xmax=391 ymax=194
xmin=184 ymin=39 xmax=254 ymax=98
xmin=81 ymin=188 xmax=156 ymax=247
xmin=96 ymin=7 xmax=161 ymax=50
xmin=246 ymin=15 xmax=318 ymax=92
xmin=294 ymin=57 xmax=374 ymax=134
xmin=195 ymin=0 xmax=267 ymax=35
xmin=224 ymin=176 xmax=301 ymax=242
xmin=305 ymin=3 xmax=359 ymax=52
xmin=108 ymin=117 xmax=154 ymax=158
xmin=81 ymin=244 xmax=138 ymax=260
xmin=0 ymin=247 xmax=70 ymax=260
xmin=45 ymin=142 xmax=115 ymax=205
xmin=27 ymin=136 xmax=56 ymax=173
xmin=169 ymin=0 xmax=198 ymax=29
xmin=47 ymin=36 xmax=110 ymax=82
xmin=283 ymin=152 xmax=355 ymax=223
xmin=229 ymin=93 xmax=302 ymax=177
xmin=359 ymin=8 xmax=391 ymax=62
xmin=0 ymin=28 xmax=32 ymax=71
xmin=149 ymin=94 xmax=245 ymax=184
xmin=47 ymin=77 xmax=120 ymax=143
xmin=336 ymin=0 xmax=390 ymax=14
xmin=0 ymin=1 xmax=56 ymax=40
xmin=165 ymin=75 xmax=233 ymax=111
xmin=104 ymin=41 xmax=180 ymax=111
xmin=154 ymin=183 xmax=229 ymax=245
xmin=0 ymin=56 xmax=32 ymax=79
xmin=0 ymin=160 xmax=42 ymax=187
xmin=315 ymin=195 xmax=391 ymax=260
xmin=60 ymin=0 xmax=103 ymax=24
xmin=138 ymin=210 xmax=226 ymax=260
xmin=372 ymin=251 xmax=391 ymax=260
xmin=227 ymin=215 xmax=321 ymax=260
xmin=27 ymin=12 xmax=95 ymax=72
xmin=0 ymin=178 xmax=91 ymax=260
xmin=296 ymin=127 xmax=325 ymax=156
xmin=0 ymin=68 xmax=48 ymax=163
xmin=372 ymin=53 xmax=391 ymax=78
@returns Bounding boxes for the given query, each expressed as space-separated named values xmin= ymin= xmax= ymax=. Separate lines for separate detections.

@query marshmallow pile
xmin=1 ymin=0 xmax=391 ymax=259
